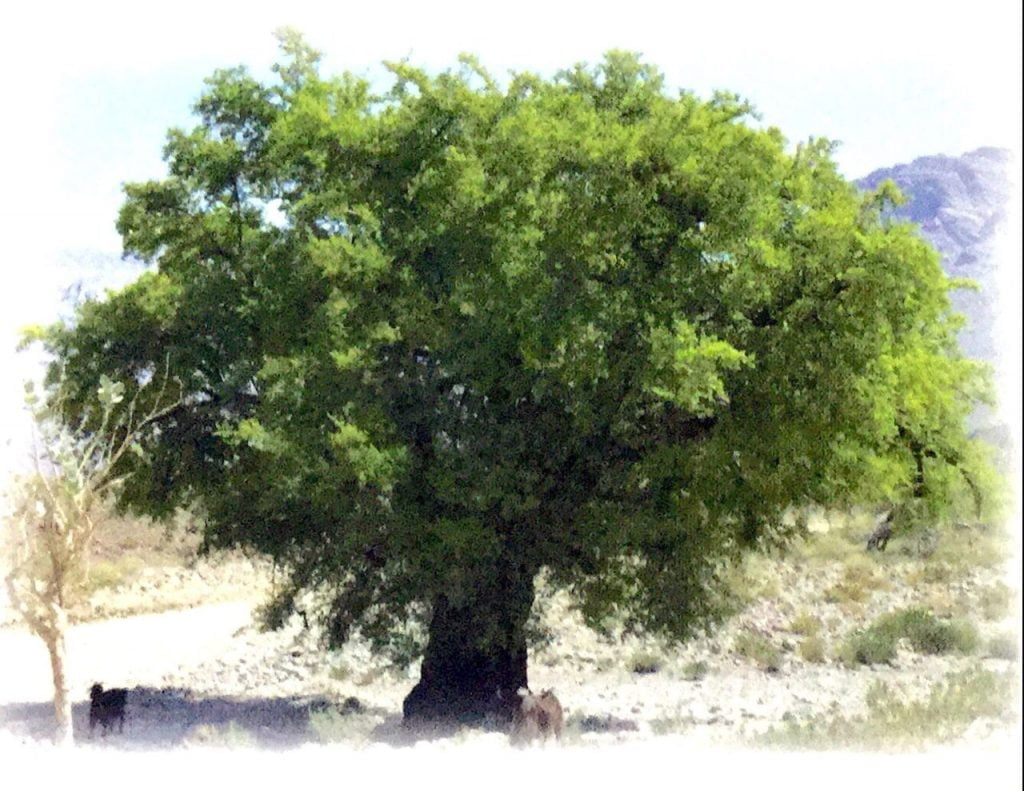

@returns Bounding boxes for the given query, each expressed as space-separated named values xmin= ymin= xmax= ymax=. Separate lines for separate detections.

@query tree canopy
xmin=39 ymin=33 xmax=997 ymax=719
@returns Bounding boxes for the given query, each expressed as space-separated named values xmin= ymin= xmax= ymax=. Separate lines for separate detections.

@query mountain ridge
xmin=857 ymin=147 xmax=1013 ymax=368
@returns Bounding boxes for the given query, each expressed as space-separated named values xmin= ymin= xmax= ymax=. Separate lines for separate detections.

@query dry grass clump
xmin=760 ymin=667 xmax=1014 ymax=750
xmin=733 ymin=628 xmax=783 ymax=672
xmin=985 ymin=633 xmax=1019 ymax=661
xmin=824 ymin=556 xmax=891 ymax=605
xmin=628 ymin=649 xmax=665 ymax=675
xmin=84 ymin=556 xmax=147 ymax=592
xmin=91 ymin=506 xmax=201 ymax=568
xmin=681 ymin=660 xmax=710 ymax=681
xmin=787 ymin=611 xmax=822 ymax=636
xmin=723 ymin=553 xmax=783 ymax=604
xmin=798 ymin=635 xmax=827 ymax=664
xmin=976 ymin=581 xmax=1013 ymax=621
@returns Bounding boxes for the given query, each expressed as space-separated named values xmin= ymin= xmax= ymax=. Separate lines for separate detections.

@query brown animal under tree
xmin=510 ymin=688 xmax=563 ymax=746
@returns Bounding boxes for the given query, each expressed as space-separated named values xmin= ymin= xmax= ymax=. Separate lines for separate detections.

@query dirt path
xmin=0 ymin=544 xmax=1018 ymax=791
xmin=0 ymin=599 xmax=1019 ymax=791
xmin=0 ymin=601 xmax=257 ymax=708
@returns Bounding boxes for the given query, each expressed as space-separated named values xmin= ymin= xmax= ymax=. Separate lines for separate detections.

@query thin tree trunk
xmin=45 ymin=607 xmax=73 ymax=747
xmin=402 ymin=551 xmax=537 ymax=725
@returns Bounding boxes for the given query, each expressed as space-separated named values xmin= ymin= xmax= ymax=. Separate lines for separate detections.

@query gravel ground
xmin=0 ymin=538 xmax=1019 ymax=782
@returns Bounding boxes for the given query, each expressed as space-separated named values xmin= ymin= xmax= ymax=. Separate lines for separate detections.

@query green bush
xmin=838 ymin=626 xmax=897 ymax=667
xmin=839 ymin=608 xmax=979 ymax=667
xmin=881 ymin=608 xmax=978 ymax=655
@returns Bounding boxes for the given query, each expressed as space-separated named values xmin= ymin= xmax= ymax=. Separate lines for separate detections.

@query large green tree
xmin=41 ymin=34 xmax=995 ymax=722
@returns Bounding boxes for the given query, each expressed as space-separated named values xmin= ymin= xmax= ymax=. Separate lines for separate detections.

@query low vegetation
xmin=185 ymin=721 xmax=258 ymax=748
xmin=4 ymin=488 xmax=1014 ymax=751
xmin=798 ymin=635 xmax=827 ymax=664
xmin=977 ymin=581 xmax=1014 ymax=621
xmin=724 ymin=553 xmax=785 ymax=605
xmin=733 ymin=629 xmax=783 ymax=672
xmin=681 ymin=660 xmax=710 ymax=681
xmin=309 ymin=706 xmax=376 ymax=746
xmin=985 ymin=634 xmax=1019 ymax=661
xmin=84 ymin=556 xmax=147 ymax=593
xmin=760 ymin=668 xmax=1015 ymax=750
xmin=787 ymin=612 xmax=822 ymax=637
xmin=838 ymin=608 xmax=980 ymax=667
xmin=824 ymin=556 xmax=891 ymax=606
xmin=628 ymin=650 xmax=665 ymax=675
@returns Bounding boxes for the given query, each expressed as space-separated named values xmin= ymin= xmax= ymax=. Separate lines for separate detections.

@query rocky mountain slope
xmin=857 ymin=147 xmax=1013 ymax=367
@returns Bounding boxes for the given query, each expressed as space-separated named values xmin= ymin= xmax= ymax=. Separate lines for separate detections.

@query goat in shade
xmin=89 ymin=683 xmax=127 ymax=736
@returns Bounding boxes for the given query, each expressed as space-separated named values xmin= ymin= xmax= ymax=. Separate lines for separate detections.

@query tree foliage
xmin=39 ymin=35 xmax=996 ymax=670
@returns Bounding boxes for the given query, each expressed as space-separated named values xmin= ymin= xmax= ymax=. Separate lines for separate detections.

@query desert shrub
xmin=650 ymin=715 xmax=692 ymax=735
xmin=328 ymin=662 xmax=350 ymax=682
xmin=733 ymin=630 xmax=782 ymax=671
xmin=723 ymin=554 xmax=782 ymax=604
xmin=913 ymin=561 xmax=955 ymax=584
xmin=824 ymin=579 xmax=869 ymax=605
xmin=85 ymin=556 xmax=145 ymax=591
xmin=840 ymin=608 xmax=978 ymax=666
xmin=575 ymin=713 xmax=641 ymax=735
xmin=928 ymin=523 xmax=1010 ymax=576
xmin=920 ymin=591 xmax=958 ymax=619
xmin=760 ymin=668 xmax=1013 ymax=750
xmin=799 ymin=635 xmax=826 ymax=664
xmin=788 ymin=612 xmax=822 ymax=636
xmin=793 ymin=530 xmax=860 ymax=564
xmin=882 ymin=608 xmax=978 ymax=655
xmin=838 ymin=626 xmax=897 ymax=667
xmin=911 ymin=527 xmax=941 ymax=558
xmin=977 ymin=582 xmax=1013 ymax=621
xmin=825 ymin=557 xmax=890 ymax=605
xmin=629 ymin=649 xmax=664 ymax=675
xmin=594 ymin=656 xmax=616 ymax=672
xmin=986 ymin=634 xmax=1019 ymax=661
xmin=681 ymin=660 xmax=709 ymax=681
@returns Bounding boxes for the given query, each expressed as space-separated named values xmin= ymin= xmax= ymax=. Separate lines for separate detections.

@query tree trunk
xmin=45 ymin=608 xmax=73 ymax=747
xmin=402 ymin=551 xmax=537 ymax=725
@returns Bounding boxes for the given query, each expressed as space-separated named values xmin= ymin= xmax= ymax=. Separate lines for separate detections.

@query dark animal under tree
xmin=88 ymin=683 xmax=127 ymax=735
xmin=866 ymin=511 xmax=895 ymax=552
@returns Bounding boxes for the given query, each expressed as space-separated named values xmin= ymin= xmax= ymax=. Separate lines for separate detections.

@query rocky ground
xmin=0 ymin=517 xmax=1020 ymax=785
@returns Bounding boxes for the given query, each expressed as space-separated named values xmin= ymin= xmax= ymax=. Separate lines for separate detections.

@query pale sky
xmin=1 ymin=0 xmax=1021 ymax=479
